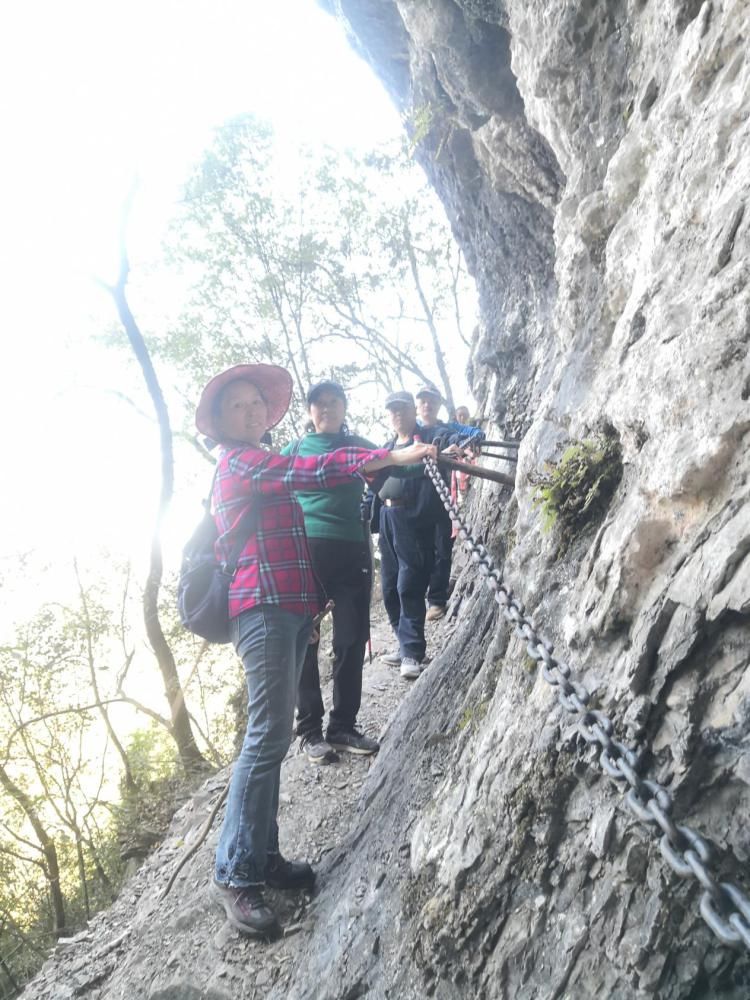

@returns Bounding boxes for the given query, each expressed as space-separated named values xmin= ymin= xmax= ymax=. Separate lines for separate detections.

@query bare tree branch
xmin=0 ymin=844 xmax=46 ymax=870
xmin=73 ymin=560 xmax=136 ymax=791
xmin=403 ymin=219 xmax=454 ymax=413
xmin=4 ymin=700 xmax=123 ymax=750
xmin=448 ymin=242 xmax=471 ymax=349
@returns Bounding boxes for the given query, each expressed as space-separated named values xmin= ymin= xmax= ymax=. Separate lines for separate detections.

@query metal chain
xmin=423 ymin=456 xmax=750 ymax=952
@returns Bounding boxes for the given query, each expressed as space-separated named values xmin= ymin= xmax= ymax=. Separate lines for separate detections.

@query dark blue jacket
xmin=368 ymin=423 xmax=465 ymax=533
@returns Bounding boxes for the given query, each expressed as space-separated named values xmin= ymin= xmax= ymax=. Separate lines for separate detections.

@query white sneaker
xmin=381 ymin=649 xmax=402 ymax=666
xmin=400 ymin=657 xmax=423 ymax=680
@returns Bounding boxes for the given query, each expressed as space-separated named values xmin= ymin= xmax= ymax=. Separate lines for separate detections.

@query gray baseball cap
xmin=415 ymin=383 xmax=442 ymax=401
xmin=384 ymin=390 xmax=415 ymax=410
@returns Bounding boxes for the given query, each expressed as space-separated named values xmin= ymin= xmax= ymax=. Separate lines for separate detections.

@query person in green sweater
xmin=281 ymin=380 xmax=380 ymax=764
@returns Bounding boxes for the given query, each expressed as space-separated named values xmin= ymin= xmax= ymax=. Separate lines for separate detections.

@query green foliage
xmin=151 ymin=113 xmax=476 ymax=441
xmin=113 ymin=726 xmax=195 ymax=869
xmin=457 ymin=707 xmax=473 ymax=731
xmin=522 ymin=653 xmax=538 ymax=673
xmin=456 ymin=698 xmax=490 ymax=733
xmin=405 ymin=103 xmax=436 ymax=154
xmin=0 ymin=566 xmax=230 ymax=993
xmin=124 ymin=727 xmax=180 ymax=786
xmin=531 ymin=433 xmax=623 ymax=548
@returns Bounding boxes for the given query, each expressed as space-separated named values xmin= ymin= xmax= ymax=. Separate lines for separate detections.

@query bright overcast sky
xmin=0 ymin=1 xmax=474 ymax=631
xmin=0 ymin=0 xmax=401 ymax=349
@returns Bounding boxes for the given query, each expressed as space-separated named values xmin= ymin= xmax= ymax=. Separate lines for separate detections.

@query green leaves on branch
xmin=155 ymin=112 xmax=475 ymax=437
xmin=0 ymin=563 xmax=233 ymax=984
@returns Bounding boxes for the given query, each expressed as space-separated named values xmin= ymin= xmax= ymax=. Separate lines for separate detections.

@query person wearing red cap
xmin=195 ymin=364 xmax=436 ymax=938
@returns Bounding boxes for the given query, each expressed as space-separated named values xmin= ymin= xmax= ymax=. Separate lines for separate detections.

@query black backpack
xmin=177 ymin=467 xmax=260 ymax=644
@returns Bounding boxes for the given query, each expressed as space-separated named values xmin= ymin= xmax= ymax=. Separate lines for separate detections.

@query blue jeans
xmin=378 ymin=507 xmax=434 ymax=661
xmin=215 ymin=605 xmax=313 ymax=887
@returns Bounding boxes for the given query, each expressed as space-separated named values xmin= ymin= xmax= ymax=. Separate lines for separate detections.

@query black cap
xmin=306 ymin=380 xmax=347 ymax=407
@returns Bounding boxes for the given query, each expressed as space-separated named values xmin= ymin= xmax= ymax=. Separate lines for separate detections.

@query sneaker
xmin=211 ymin=880 xmax=280 ymax=937
xmin=426 ymin=605 xmax=446 ymax=622
xmin=326 ymin=728 xmax=380 ymax=756
xmin=380 ymin=649 xmax=402 ymax=666
xmin=299 ymin=730 xmax=339 ymax=765
xmin=400 ymin=657 xmax=425 ymax=680
xmin=265 ymin=853 xmax=315 ymax=891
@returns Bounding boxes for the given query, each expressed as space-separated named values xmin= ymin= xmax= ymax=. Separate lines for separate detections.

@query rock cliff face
xmin=297 ymin=1 xmax=750 ymax=997
xmin=22 ymin=3 xmax=749 ymax=999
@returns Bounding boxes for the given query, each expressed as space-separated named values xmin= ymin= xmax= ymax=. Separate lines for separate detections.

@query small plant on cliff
xmin=455 ymin=699 xmax=491 ymax=734
xmin=530 ymin=432 xmax=622 ymax=548
xmin=404 ymin=102 xmax=435 ymax=153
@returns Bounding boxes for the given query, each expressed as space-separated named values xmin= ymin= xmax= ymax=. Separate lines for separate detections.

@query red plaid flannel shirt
xmin=213 ymin=445 xmax=388 ymax=619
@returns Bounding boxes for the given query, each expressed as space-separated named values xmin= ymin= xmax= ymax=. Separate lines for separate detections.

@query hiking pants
xmin=215 ymin=605 xmax=313 ymax=887
xmin=427 ymin=516 xmax=454 ymax=607
xmin=378 ymin=506 xmax=434 ymax=662
xmin=296 ymin=538 xmax=371 ymax=737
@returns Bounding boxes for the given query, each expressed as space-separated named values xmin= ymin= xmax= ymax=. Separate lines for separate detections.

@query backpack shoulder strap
xmin=224 ymin=502 xmax=261 ymax=573
xmin=204 ymin=462 xmax=220 ymax=509
xmin=209 ymin=458 xmax=262 ymax=574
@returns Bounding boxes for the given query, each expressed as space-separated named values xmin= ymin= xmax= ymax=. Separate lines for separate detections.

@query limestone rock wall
xmin=289 ymin=1 xmax=750 ymax=996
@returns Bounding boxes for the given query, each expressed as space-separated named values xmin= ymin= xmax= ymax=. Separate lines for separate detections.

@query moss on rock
xmin=531 ymin=431 xmax=623 ymax=549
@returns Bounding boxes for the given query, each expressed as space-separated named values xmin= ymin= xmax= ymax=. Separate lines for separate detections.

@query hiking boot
xmin=326 ymin=728 xmax=380 ymax=756
xmin=400 ymin=657 xmax=425 ymax=680
xmin=211 ymin=881 xmax=280 ymax=937
xmin=380 ymin=649 xmax=402 ymax=666
xmin=426 ymin=605 xmax=446 ymax=622
xmin=299 ymin=730 xmax=339 ymax=765
xmin=265 ymin=853 xmax=315 ymax=891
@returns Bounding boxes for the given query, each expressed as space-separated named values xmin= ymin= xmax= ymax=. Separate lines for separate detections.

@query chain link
xmin=423 ymin=456 xmax=750 ymax=952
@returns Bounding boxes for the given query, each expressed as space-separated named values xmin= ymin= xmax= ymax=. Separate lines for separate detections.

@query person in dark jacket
xmin=281 ymin=380 xmax=380 ymax=765
xmin=415 ymin=384 xmax=484 ymax=621
xmin=372 ymin=390 xmax=466 ymax=680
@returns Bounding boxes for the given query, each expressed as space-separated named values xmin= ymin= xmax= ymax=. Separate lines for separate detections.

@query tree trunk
xmin=101 ymin=222 xmax=207 ymax=773
xmin=0 ymin=766 xmax=65 ymax=934
xmin=403 ymin=220 xmax=455 ymax=415
xmin=74 ymin=562 xmax=137 ymax=792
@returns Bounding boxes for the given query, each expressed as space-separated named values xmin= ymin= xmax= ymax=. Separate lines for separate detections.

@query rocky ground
xmin=22 ymin=601 xmax=453 ymax=1000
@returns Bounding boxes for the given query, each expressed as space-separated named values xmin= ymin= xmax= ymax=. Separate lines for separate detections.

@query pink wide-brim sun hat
xmin=195 ymin=363 xmax=294 ymax=441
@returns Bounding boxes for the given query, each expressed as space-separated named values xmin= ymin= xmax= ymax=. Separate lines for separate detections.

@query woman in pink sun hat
xmin=197 ymin=363 xmax=436 ymax=938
